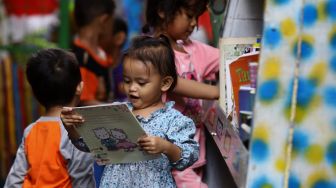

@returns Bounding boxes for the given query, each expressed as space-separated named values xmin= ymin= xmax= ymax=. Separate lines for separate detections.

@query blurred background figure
xmin=99 ymin=16 xmax=129 ymax=102
xmin=71 ymin=0 xmax=115 ymax=106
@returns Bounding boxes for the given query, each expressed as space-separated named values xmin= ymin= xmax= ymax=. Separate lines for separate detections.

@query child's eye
xmin=123 ymin=79 xmax=130 ymax=84
xmin=138 ymin=82 xmax=146 ymax=86
xmin=185 ymin=12 xmax=195 ymax=19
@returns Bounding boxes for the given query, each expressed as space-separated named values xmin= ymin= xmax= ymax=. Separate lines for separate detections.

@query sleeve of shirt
xmin=166 ymin=112 xmax=199 ymax=170
xmin=60 ymin=128 xmax=96 ymax=188
xmin=194 ymin=40 xmax=220 ymax=80
xmin=4 ymin=135 xmax=29 ymax=187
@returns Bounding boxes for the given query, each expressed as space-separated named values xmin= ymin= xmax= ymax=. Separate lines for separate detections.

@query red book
xmin=229 ymin=53 xmax=259 ymax=117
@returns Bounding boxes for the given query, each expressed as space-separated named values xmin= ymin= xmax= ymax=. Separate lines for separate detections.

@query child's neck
xmin=132 ymin=101 xmax=165 ymax=118
xmin=44 ymin=99 xmax=78 ymax=117
xmin=153 ymin=31 xmax=187 ymax=53
xmin=77 ymin=28 xmax=100 ymax=52
xmin=44 ymin=106 xmax=63 ymax=117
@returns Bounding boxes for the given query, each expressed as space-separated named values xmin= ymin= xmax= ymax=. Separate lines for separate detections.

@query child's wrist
xmin=162 ymin=140 xmax=172 ymax=154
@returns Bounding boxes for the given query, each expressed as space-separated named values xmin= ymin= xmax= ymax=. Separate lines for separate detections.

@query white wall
xmin=222 ymin=0 xmax=264 ymax=38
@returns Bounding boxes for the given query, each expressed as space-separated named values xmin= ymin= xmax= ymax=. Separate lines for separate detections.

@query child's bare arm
xmin=137 ymin=136 xmax=182 ymax=162
xmin=60 ymin=107 xmax=84 ymax=140
xmin=173 ymin=77 xmax=219 ymax=100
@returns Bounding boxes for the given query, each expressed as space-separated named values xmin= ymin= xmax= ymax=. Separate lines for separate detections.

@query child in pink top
xmin=143 ymin=0 xmax=219 ymax=187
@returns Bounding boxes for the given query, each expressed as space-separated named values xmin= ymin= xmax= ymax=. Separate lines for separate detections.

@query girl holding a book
xmin=61 ymin=35 xmax=199 ymax=188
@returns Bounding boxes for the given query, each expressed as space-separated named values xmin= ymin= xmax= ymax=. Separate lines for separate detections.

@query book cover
xmin=219 ymin=37 xmax=257 ymax=120
xmin=72 ymin=102 xmax=160 ymax=165
xmin=229 ymin=52 xmax=259 ymax=118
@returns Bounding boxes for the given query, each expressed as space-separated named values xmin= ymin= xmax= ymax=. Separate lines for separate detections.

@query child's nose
xmin=129 ymin=83 xmax=137 ymax=91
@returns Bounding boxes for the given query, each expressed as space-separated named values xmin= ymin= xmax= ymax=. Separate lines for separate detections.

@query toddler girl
xmin=61 ymin=36 xmax=199 ymax=188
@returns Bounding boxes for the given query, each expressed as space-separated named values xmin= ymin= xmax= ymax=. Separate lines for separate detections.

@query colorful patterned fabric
xmin=0 ymin=54 xmax=43 ymax=185
xmin=247 ymin=0 xmax=336 ymax=187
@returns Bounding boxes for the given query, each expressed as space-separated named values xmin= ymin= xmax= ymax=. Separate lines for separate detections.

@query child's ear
xmin=157 ymin=10 xmax=165 ymax=19
xmin=161 ymin=76 xmax=173 ymax=92
xmin=99 ymin=14 xmax=112 ymax=25
xmin=114 ymin=31 xmax=126 ymax=47
xmin=76 ymin=81 xmax=84 ymax=95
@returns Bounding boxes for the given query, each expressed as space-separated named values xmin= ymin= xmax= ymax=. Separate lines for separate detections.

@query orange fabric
xmin=198 ymin=10 xmax=213 ymax=41
xmin=23 ymin=121 xmax=72 ymax=188
xmin=73 ymin=38 xmax=111 ymax=67
xmin=80 ymin=68 xmax=98 ymax=101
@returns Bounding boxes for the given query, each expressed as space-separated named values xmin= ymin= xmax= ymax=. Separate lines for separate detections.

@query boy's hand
xmin=137 ymin=136 xmax=169 ymax=154
xmin=60 ymin=107 xmax=84 ymax=139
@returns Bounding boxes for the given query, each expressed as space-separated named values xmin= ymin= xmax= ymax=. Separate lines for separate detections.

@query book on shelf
xmin=229 ymin=52 xmax=259 ymax=118
xmin=72 ymin=102 xmax=160 ymax=165
xmin=219 ymin=37 xmax=259 ymax=126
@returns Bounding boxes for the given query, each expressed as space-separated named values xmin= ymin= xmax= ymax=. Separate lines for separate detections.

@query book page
xmin=73 ymin=103 xmax=160 ymax=165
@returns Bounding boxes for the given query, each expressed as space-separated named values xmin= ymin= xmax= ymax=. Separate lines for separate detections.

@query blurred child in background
xmin=71 ymin=0 xmax=115 ymax=106
xmin=99 ymin=16 xmax=129 ymax=102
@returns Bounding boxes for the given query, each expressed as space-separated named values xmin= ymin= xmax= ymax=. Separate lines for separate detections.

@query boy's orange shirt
xmin=23 ymin=121 xmax=71 ymax=187
xmin=4 ymin=117 xmax=95 ymax=187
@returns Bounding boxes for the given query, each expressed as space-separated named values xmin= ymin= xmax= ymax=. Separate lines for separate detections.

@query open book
xmin=72 ymin=102 xmax=160 ymax=165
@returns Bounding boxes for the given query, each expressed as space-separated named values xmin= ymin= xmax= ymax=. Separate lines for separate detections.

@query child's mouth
xmin=129 ymin=94 xmax=139 ymax=100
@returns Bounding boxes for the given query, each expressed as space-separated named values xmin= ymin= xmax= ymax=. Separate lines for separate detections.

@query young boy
xmin=72 ymin=0 xmax=115 ymax=105
xmin=4 ymin=48 xmax=95 ymax=187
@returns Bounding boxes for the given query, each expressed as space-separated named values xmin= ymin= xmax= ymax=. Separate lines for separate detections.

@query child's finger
xmin=138 ymin=134 xmax=147 ymax=140
xmin=70 ymin=115 xmax=84 ymax=121
xmin=137 ymin=136 xmax=147 ymax=142
xmin=142 ymin=148 xmax=158 ymax=154
xmin=141 ymin=146 xmax=154 ymax=152
xmin=138 ymin=141 xmax=152 ymax=147
xmin=61 ymin=107 xmax=73 ymax=114
xmin=61 ymin=114 xmax=84 ymax=121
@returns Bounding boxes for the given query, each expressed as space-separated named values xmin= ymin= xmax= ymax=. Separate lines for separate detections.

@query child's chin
xmin=130 ymin=100 xmax=141 ymax=109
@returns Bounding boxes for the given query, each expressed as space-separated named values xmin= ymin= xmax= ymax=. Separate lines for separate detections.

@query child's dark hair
xmin=113 ymin=17 xmax=128 ymax=36
xmin=143 ymin=0 xmax=209 ymax=33
xmin=113 ymin=17 xmax=128 ymax=47
xmin=74 ymin=0 xmax=115 ymax=28
xmin=26 ymin=48 xmax=81 ymax=109
xmin=124 ymin=35 xmax=177 ymax=91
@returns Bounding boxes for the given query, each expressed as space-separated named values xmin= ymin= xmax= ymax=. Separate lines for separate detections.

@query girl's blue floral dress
xmin=74 ymin=102 xmax=199 ymax=188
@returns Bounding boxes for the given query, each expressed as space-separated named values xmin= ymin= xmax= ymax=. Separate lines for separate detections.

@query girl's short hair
xmin=143 ymin=0 xmax=209 ymax=33
xmin=123 ymin=35 xmax=178 ymax=91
